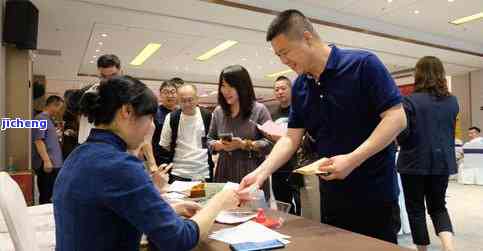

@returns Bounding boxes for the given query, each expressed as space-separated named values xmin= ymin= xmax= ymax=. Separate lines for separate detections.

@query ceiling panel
xmin=378 ymin=0 xmax=483 ymax=44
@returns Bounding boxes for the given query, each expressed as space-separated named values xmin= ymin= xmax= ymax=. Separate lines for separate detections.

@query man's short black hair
xmin=275 ymin=75 xmax=291 ymax=87
xmin=97 ymin=54 xmax=121 ymax=69
xmin=46 ymin=95 xmax=64 ymax=106
xmin=159 ymin=80 xmax=178 ymax=91
xmin=169 ymin=77 xmax=184 ymax=87
xmin=469 ymin=126 xmax=481 ymax=133
xmin=266 ymin=9 xmax=318 ymax=42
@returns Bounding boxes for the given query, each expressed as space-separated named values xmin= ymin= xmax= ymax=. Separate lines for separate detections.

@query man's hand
xmin=43 ymin=159 xmax=54 ymax=173
xmin=172 ymin=201 xmax=202 ymax=218
xmin=237 ymin=169 xmax=267 ymax=200
xmin=319 ymin=153 xmax=362 ymax=181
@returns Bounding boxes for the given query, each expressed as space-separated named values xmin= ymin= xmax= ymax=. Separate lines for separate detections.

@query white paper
xmin=168 ymin=181 xmax=201 ymax=192
xmin=209 ymin=221 xmax=291 ymax=245
xmin=257 ymin=120 xmax=287 ymax=137
xmin=215 ymin=210 xmax=256 ymax=224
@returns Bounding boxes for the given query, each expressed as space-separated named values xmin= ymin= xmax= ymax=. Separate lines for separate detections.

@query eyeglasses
xmin=160 ymin=89 xmax=177 ymax=95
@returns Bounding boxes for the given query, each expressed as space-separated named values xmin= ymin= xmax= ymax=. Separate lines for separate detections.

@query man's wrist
xmin=348 ymin=150 xmax=366 ymax=168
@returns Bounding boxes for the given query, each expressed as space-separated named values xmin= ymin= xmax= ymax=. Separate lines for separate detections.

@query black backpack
xmin=162 ymin=107 xmax=214 ymax=181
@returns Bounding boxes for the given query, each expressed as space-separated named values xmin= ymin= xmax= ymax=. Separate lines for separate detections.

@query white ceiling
xmin=31 ymin=0 xmax=483 ymax=102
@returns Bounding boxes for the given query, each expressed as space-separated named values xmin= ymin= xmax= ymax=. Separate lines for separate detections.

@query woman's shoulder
xmin=253 ymin=102 xmax=269 ymax=112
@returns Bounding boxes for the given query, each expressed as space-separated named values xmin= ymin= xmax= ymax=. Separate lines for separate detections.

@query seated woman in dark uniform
xmin=53 ymin=75 xmax=239 ymax=251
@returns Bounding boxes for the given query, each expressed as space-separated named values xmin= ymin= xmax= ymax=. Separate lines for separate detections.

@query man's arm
xmin=352 ymin=104 xmax=406 ymax=163
xmin=238 ymin=128 xmax=304 ymax=195
xmin=34 ymin=139 xmax=53 ymax=172
xmin=320 ymin=104 xmax=406 ymax=180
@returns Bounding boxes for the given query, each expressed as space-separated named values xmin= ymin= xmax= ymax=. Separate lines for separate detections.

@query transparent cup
xmin=269 ymin=200 xmax=291 ymax=228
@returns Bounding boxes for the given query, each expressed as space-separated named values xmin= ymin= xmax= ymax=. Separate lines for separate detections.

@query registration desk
xmin=195 ymin=214 xmax=412 ymax=251
xmin=191 ymin=183 xmax=412 ymax=251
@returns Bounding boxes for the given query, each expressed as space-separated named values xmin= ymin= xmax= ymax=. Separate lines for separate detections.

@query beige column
xmin=5 ymin=47 xmax=32 ymax=170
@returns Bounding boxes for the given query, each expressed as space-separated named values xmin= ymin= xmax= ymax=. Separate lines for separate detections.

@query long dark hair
xmin=414 ymin=56 xmax=450 ymax=98
xmin=218 ymin=65 xmax=256 ymax=120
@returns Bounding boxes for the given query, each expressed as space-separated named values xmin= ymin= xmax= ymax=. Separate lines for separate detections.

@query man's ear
xmin=303 ymin=31 xmax=315 ymax=47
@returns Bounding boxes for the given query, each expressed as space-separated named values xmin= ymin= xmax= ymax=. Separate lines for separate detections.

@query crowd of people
xmin=29 ymin=9 xmax=478 ymax=251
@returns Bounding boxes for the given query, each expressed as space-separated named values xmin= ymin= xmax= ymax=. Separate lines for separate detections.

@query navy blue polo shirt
xmin=288 ymin=46 xmax=402 ymax=208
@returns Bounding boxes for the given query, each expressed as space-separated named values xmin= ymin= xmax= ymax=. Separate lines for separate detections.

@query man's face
xmin=271 ymin=33 xmax=313 ymax=75
xmin=159 ymin=86 xmax=177 ymax=108
xmin=178 ymin=87 xmax=198 ymax=115
xmin=98 ymin=66 xmax=120 ymax=80
xmin=274 ymin=80 xmax=291 ymax=105
xmin=468 ymin=129 xmax=480 ymax=140
xmin=51 ymin=102 xmax=65 ymax=116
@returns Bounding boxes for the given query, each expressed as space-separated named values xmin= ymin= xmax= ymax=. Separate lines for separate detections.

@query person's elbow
xmin=396 ymin=106 xmax=407 ymax=132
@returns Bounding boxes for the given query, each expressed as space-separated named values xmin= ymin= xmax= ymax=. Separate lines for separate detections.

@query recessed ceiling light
xmin=450 ymin=12 xmax=483 ymax=25
xmin=448 ymin=0 xmax=454 ymax=2
xmin=95 ymin=49 xmax=100 ymax=52
xmin=414 ymin=10 xmax=420 ymax=14
xmin=242 ymin=58 xmax=247 ymax=61
xmin=92 ymin=55 xmax=97 ymax=58
xmin=101 ymin=33 xmax=108 ymax=37
xmin=196 ymin=40 xmax=238 ymax=61
xmin=98 ymin=42 xmax=103 ymax=46
xmin=387 ymin=0 xmax=392 ymax=3
xmin=89 ymin=61 xmax=94 ymax=64
xmin=130 ymin=43 xmax=162 ymax=66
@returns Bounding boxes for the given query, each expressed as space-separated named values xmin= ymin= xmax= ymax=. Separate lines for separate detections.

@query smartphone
xmin=219 ymin=132 xmax=233 ymax=142
xmin=230 ymin=239 xmax=285 ymax=251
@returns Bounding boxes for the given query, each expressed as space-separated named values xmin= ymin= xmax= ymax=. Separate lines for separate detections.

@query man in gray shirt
xmin=32 ymin=95 xmax=64 ymax=204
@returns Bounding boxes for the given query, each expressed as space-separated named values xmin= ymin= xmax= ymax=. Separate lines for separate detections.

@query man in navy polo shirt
xmin=239 ymin=9 xmax=407 ymax=243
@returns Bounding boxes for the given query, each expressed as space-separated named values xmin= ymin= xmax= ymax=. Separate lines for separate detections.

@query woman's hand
xmin=222 ymin=137 xmax=244 ymax=152
xmin=216 ymin=188 xmax=240 ymax=210
xmin=172 ymin=201 xmax=202 ymax=218
xmin=151 ymin=163 xmax=172 ymax=193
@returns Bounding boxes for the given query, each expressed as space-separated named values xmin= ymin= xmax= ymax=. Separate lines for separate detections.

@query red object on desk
xmin=8 ymin=171 xmax=34 ymax=206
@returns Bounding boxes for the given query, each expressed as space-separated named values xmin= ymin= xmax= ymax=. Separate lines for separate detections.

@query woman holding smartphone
xmin=208 ymin=65 xmax=273 ymax=192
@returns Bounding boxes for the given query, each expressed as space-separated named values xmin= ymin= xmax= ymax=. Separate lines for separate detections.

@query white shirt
xmin=78 ymin=84 xmax=99 ymax=144
xmin=468 ymin=136 xmax=483 ymax=144
xmin=159 ymin=107 xmax=209 ymax=179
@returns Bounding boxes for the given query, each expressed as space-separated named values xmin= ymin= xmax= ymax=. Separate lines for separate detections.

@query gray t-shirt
xmin=32 ymin=112 xmax=63 ymax=169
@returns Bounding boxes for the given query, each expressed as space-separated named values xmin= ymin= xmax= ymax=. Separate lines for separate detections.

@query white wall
xmin=452 ymin=73 xmax=471 ymax=141
xmin=0 ymin=0 xmax=6 ymax=170
xmin=470 ymin=70 xmax=483 ymax=130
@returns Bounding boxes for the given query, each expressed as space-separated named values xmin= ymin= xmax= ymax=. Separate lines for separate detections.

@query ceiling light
xmin=265 ymin=69 xmax=294 ymax=78
xmin=92 ymin=55 xmax=97 ymax=58
xmin=101 ymin=33 xmax=108 ymax=37
xmin=387 ymin=0 xmax=392 ymax=3
xmin=450 ymin=12 xmax=483 ymax=25
xmin=448 ymin=0 xmax=454 ymax=2
xmin=129 ymin=43 xmax=162 ymax=66
xmin=98 ymin=42 xmax=103 ymax=46
xmin=95 ymin=49 xmax=100 ymax=52
xmin=196 ymin=40 xmax=238 ymax=61
xmin=242 ymin=58 xmax=247 ymax=61
xmin=414 ymin=10 xmax=420 ymax=14
xmin=89 ymin=61 xmax=94 ymax=64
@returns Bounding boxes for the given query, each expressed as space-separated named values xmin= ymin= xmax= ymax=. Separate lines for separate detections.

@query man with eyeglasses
xmin=151 ymin=79 xmax=180 ymax=166
xmin=157 ymin=84 xmax=214 ymax=183
xmin=78 ymin=54 xmax=122 ymax=144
